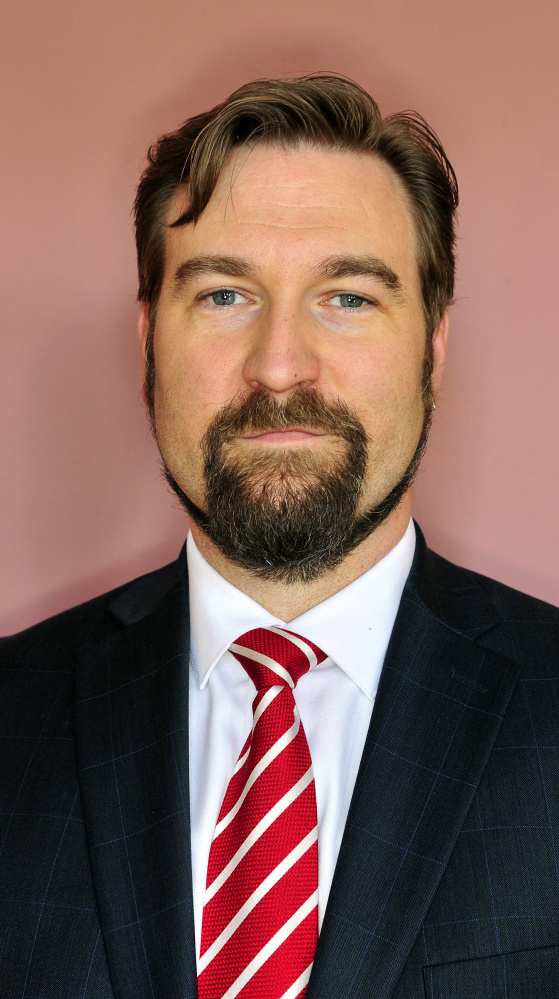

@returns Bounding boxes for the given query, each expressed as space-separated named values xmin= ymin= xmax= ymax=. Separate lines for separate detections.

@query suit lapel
xmin=74 ymin=555 xmax=198 ymax=999
xmin=307 ymin=536 xmax=520 ymax=999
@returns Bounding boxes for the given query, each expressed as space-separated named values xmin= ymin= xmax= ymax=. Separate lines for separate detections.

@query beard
xmin=155 ymin=386 xmax=432 ymax=583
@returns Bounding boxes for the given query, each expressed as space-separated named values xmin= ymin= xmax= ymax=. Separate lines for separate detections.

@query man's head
xmin=134 ymin=76 xmax=457 ymax=582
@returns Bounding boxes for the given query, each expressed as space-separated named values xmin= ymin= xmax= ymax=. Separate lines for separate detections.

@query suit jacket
xmin=1 ymin=525 xmax=559 ymax=998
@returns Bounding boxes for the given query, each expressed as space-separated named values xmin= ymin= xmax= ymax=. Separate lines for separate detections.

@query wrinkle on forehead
xmin=172 ymin=145 xmax=410 ymax=224
xmin=218 ymin=163 xmax=402 ymax=226
xmin=165 ymin=145 xmax=421 ymax=297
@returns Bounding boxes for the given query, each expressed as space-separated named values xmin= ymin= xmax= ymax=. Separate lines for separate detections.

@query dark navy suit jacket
xmin=2 ymin=526 xmax=559 ymax=998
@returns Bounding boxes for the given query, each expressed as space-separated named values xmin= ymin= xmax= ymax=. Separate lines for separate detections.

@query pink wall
xmin=2 ymin=0 xmax=558 ymax=634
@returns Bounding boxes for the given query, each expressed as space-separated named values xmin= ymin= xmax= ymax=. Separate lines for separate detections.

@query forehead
xmin=164 ymin=144 xmax=420 ymax=290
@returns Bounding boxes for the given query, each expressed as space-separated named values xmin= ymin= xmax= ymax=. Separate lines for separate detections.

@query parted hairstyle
xmin=134 ymin=74 xmax=458 ymax=341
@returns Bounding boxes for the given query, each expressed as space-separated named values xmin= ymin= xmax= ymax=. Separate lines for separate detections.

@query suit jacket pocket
xmin=423 ymin=944 xmax=559 ymax=999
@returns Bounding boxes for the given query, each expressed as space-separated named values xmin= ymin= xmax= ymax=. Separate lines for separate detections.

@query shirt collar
xmin=187 ymin=519 xmax=415 ymax=700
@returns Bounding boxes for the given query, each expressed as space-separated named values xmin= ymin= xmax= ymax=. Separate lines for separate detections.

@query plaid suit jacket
xmin=1 ymin=525 xmax=559 ymax=998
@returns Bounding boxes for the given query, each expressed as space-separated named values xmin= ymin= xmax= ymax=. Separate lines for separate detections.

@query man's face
xmin=139 ymin=144 xmax=447 ymax=578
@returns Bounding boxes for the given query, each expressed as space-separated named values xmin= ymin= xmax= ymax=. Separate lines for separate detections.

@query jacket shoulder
xmin=0 ymin=558 xmax=182 ymax=670
xmin=420 ymin=543 xmax=559 ymax=674
xmin=426 ymin=544 xmax=559 ymax=621
xmin=468 ymin=565 xmax=558 ymax=623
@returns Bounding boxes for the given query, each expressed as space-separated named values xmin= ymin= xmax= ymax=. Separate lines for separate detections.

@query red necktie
xmin=198 ymin=626 xmax=327 ymax=999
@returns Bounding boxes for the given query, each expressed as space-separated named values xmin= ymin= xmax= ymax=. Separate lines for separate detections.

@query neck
xmin=189 ymin=494 xmax=412 ymax=622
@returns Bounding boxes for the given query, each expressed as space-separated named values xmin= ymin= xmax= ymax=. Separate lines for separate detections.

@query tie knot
xmin=229 ymin=626 xmax=327 ymax=690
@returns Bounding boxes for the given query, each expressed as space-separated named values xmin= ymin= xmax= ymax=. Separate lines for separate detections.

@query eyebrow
xmin=172 ymin=252 xmax=405 ymax=301
xmin=173 ymin=255 xmax=252 ymax=292
xmin=315 ymin=255 xmax=404 ymax=301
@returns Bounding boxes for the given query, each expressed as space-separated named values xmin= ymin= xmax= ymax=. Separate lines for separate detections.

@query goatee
xmin=160 ymin=387 xmax=431 ymax=583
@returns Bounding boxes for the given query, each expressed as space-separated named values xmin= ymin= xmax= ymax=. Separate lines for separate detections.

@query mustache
xmin=202 ymin=387 xmax=369 ymax=448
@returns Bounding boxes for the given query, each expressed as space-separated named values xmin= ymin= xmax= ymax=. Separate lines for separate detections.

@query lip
xmin=242 ymin=428 xmax=327 ymax=444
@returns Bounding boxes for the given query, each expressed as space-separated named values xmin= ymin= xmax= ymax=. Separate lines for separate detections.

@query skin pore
xmin=138 ymin=144 xmax=448 ymax=621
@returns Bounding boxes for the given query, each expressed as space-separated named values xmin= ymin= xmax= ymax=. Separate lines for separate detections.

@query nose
xmin=242 ymin=303 xmax=320 ymax=396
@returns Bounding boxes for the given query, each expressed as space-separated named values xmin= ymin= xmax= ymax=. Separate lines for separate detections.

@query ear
xmin=430 ymin=310 xmax=449 ymax=399
xmin=137 ymin=301 xmax=150 ymax=379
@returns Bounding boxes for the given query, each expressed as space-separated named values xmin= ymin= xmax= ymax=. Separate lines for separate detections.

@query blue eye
xmin=334 ymin=294 xmax=366 ymax=308
xmin=211 ymin=289 xmax=239 ymax=306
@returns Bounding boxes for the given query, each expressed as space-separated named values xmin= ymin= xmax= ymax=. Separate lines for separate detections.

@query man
xmin=1 ymin=75 xmax=558 ymax=999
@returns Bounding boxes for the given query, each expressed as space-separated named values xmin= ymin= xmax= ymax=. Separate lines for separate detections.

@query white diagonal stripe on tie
xmin=213 ymin=707 xmax=301 ymax=839
xmin=204 ymin=766 xmax=315 ymax=903
xmin=198 ymin=826 xmax=318 ymax=973
xmin=232 ymin=688 xmax=282 ymax=777
xmin=253 ymin=686 xmax=283 ymax=727
xmin=230 ymin=643 xmax=294 ymax=687
xmin=278 ymin=962 xmax=314 ymax=999
xmin=268 ymin=627 xmax=319 ymax=670
xmin=220 ymin=890 xmax=319 ymax=999
xmin=232 ymin=744 xmax=250 ymax=777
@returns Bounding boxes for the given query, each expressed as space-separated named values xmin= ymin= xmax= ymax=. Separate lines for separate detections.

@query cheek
xmin=155 ymin=328 xmax=209 ymax=405
xmin=152 ymin=329 xmax=246 ymax=453
xmin=333 ymin=341 xmax=425 ymax=416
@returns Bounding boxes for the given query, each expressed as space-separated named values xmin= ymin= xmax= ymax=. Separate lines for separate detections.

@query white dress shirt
xmin=187 ymin=519 xmax=416 ymax=962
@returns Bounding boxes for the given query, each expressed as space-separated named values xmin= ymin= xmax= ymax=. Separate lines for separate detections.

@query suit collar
xmin=107 ymin=546 xmax=186 ymax=626
xmin=404 ymin=523 xmax=503 ymax=641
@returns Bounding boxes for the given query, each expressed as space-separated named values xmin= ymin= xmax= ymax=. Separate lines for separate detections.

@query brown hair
xmin=134 ymin=74 xmax=458 ymax=341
